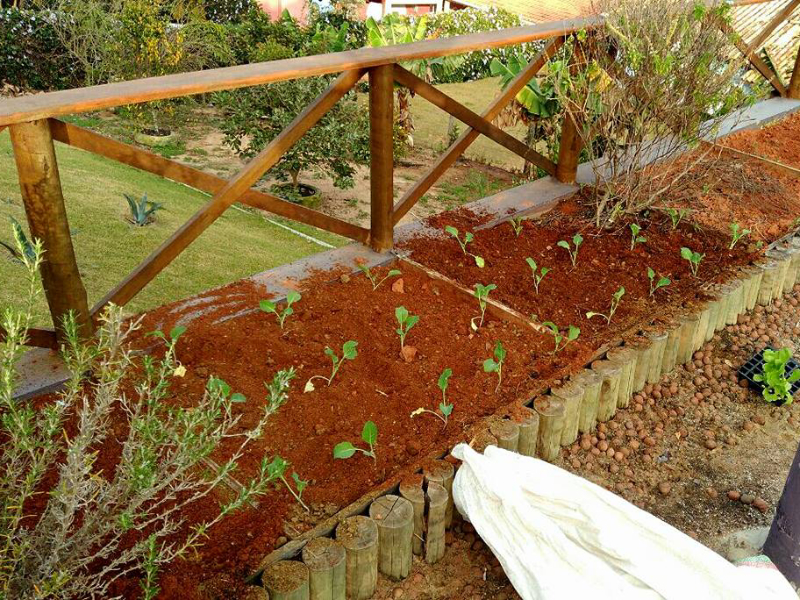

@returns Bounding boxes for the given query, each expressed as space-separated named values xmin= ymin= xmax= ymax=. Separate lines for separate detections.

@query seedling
xmin=445 ymin=225 xmax=485 ymax=267
xmin=646 ymin=267 xmax=671 ymax=297
xmin=664 ymin=207 xmax=689 ymax=230
xmin=304 ymin=340 xmax=358 ymax=392
xmin=509 ymin=216 xmax=525 ymax=236
xmin=358 ymin=263 xmax=402 ymax=290
xmin=587 ymin=287 xmax=625 ymax=324
xmin=483 ymin=341 xmax=506 ymax=392
xmin=266 ymin=456 xmax=310 ymax=512
xmin=729 ymin=222 xmax=751 ymax=250
xmin=411 ymin=368 xmax=454 ymax=427
xmin=680 ymin=247 xmax=704 ymax=277
xmin=333 ymin=421 xmax=378 ymax=462
xmin=395 ymin=306 xmax=419 ymax=351
xmin=525 ymin=258 xmax=550 ymax=294
xmin=754 ymin=348 xmax=800 ymax=405
xmin=557 ymin=233 xmax=583 ymax=267
xmin=629 ymin=223 xmax=646 ymax=250
xmin=471 ymin=283 xmax=497 ymax=331
xmin=541 ymin=321 xmax=580 ymax=354
xmin=260 ymin=291 xmax=301 ymax=329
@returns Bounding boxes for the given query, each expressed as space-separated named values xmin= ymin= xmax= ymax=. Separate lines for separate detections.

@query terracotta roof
xmin=452 ymin=0 xmax=597 ymax=24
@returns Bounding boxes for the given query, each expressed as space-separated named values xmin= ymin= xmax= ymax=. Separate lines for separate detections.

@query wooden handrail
xmin=0 ymin=17 xmax=602 ymax=127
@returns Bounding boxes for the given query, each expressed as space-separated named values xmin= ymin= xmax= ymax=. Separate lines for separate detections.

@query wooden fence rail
xmin=0 ymin=2 xmax=798 ymax=347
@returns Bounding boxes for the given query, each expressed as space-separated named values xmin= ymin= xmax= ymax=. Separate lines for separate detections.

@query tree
xmin=218 ymin=76 xmax=370 ymax=193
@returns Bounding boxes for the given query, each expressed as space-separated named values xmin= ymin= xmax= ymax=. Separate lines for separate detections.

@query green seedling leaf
xmin=333 ymin=442 xmax=357 ymax=459
xmin=230 ymin=393 xmax=247 ymax=403
xmin=475 ymin=255 xmax=485 ymax=268
xmin=169 ymin=325 xmax=186 ymax=340
xmin=439 ymin=402 xmax=453 ymax=417
xmin=729 ymin=222 xmax=751 ymax=249
xmin=438 ymin=368 xmax=452 ymax=393
xmin=342 ymin=340 xmax=359 ymax=360
xmin=362 ymin=420 xmax=378 ymax=446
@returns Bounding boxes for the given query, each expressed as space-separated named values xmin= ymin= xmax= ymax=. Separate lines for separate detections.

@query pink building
xmin=257 ymin=0 xmax=448 ymax=23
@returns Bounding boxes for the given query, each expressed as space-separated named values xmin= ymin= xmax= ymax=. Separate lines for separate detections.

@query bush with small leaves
xmin=260 ymin=290 xmax=301 ymax=329
xmin=525 ymin=258 xmax=550 ymax=294
xmin=557 ymin=233 xmax=583 ymax=267
xmin=680 ymin=247 xmax=704 ymax=276
xmin=471 ymin=283 xmax=496 ymax=330
xmin=411 ymin=368 xmax=454 ymax=427
xmin=647 ymin=267 xmax=670 ymax=297
xmin=333 ymin=421 xmax=378 ymax=462
xmin=542 ymin=321 xmax=580 ymax=354
xmin=483 ymin=341 xmax=506 ymax=392
xmin=729 ymin=222 xmax=751 ymax=250
xmin=358 ymin=263 xmax=402 ymax=290
xmin=629 ymin=223 xmax=646 ymax=250
xmin=445 ymin=225 xmax=484 ymax=267
xmin=304 ymin=340 xmax=358 ymax=392
xmin=395 ymin=306 xmax=419 ymax=351
xmin=587 ymin=287 xmax=625 ymax=324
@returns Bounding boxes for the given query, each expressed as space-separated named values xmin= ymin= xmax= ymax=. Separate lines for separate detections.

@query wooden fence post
xmin=369 ymin=65 xmax=394 ymax=252
xmin=555 ymin=114 xmax=582 ymax=183
xmin=9 ymin=119 xmax=92 ymax=339
xmin=789 ymin=45 xmax=800 ymax=99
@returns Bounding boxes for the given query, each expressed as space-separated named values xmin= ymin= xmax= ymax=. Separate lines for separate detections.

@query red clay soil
xmin=118 ymin=265 xmax=570 ymax=598
xmin=724 ymin=110 xmax=800 ymax=170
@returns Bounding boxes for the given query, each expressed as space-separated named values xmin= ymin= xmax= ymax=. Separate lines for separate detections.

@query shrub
xmin=425 ymin=7 xmax=531 ymax=83
xmin=0 ymin=8 xmax=78 ymax=92
xmin=204 ymin=0 xmax=257 ymax=24
xmin=553 ymin=0 xmax=753 ymax=226
xmin=0 ymin=236 xmax=300 ymax=598
xmin=217 ymin=76 xmax=369 ymax=190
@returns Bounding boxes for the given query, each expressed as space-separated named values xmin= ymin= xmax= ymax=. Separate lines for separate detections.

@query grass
xmin=433 ymin=171 xmax=510 ymax=209
xmin=409 ymin=77 xmax=529 ymax=171
xmin=0 ymin=129 xmax=347 ymax=329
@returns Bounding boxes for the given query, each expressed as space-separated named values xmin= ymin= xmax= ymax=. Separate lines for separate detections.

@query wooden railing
xmin=0 ymin=4 xmax=798 ymax=348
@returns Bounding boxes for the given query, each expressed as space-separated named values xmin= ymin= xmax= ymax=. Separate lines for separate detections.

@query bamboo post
xmin=512 ymin=405 xmax=540 ymax=457
xmin=592 ymin=360 xmax=622 ymax=422
xmin=302 ymin=538 xmax=346 ymax=600
xmin=574 ymin=369 xmax=602 ymax=433
xmin=369 ymin=495 xmax=414 ymax=580
xmin=677 ymin=313 xmax=701 ymax=365
xmin=631 ymin=339 xmax=652 ymax=393
xmin=425 ymin=482 xmax=448 ymax=564
xmin=398 ymin=475 xmax=425 ymax=556
xmin=9 ymin=119 xmax=92 ymax=339
xmin=704 ymin=295 xmax=722 ymax=342
xmin=693 ymin=303 xmax=711 ymax=351
xmin=553 ymin=382 xmax=584 ymax=446
xmin=661 ymin=320 xmax=682 ymax=374
xmin=783 ymin=246 xmax=800 ymax=290
xmin=490 ymin=419 xmax=520 ymax=452
xmin=423 ymin=460 xmax=455 ymax=529
xmin=758 ymin=261 xmax=779 ymax=306
xmin=714 ymin=285 xmax=732 ymax=332
xmin=646 ymin=331 xmax=668 ymax=384
xmin=336 ymin=516 xmax=378 ymax=600
xmin=469 ymin=429 xmax=498 ymax=453
xmin=534 ymin=396 xmax=566 ymax=461
xmin=368 ymin=65 xmax=394 ymax=251
xmin=607 ymin=346 xmax=637 ymax=407
xmin=263 ymin=561 xmax=310 ymax=600
xmin=744 ymin=265 xmax=764 ymax=311
xmin=725 ymin=280 xmax=744 ymax=325
xmin=767 ymin=249 xmax=791 ymax=298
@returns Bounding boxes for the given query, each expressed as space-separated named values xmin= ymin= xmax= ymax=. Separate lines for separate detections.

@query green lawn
xmin=410 ymin=77 xmax=529 ymax=171
xmin=0 ymin=129 xmax=346 ymax=329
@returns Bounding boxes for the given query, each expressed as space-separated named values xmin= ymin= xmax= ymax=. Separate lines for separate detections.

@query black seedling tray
xmin=738 ymin=347 xmax=800 ymax=402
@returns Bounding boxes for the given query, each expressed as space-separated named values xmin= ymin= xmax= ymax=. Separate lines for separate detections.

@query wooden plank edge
xmin=0 ymin=326 xmax=58 ymax=349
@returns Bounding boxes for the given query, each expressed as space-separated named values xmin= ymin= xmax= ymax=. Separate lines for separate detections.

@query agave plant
xmin=124 ymin=192 xmax=164 ymax=227
xmin=0 ymin=217 xmax=37 ymax=264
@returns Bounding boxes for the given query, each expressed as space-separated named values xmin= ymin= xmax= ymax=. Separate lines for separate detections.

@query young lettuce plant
xmin=304 ymin=340 xmax=358 ymax=392
xmin=260 ymin=291 xmax=301 ymax=329
xmin=483 ymin=341 xmax=506 ymax=392
xmin=266 ymin=455 xmax=310 ymax=512
xmin=471 ymin=283 xmax=497 ymax=330
xmin=557 ymin=233 xmax=583 ymax=267
xmin=680 ymin=247 xmax=704 ymax=276
xmin=542 ymin=321 xmax=580 ymax=354
xmin=445 ymin=225 xmax=484 ymax=267
xmin=395 ymin=306 xmax=419 ymax=351
xmin=729 ymin=222 xmax=751 ymax=250
xmin=629 ymin=223 xmax=646 ymax=250
xmin=647 ymin=267 xmax=671 ymax=297
xmin=333 ymin=421 xmax=378 ymax=462
xmin=664 ymin=207 xmax=689 ymax=230
xmin=411 ymin=368 xmax=454 ymax=428
xmin=587 ymin=287 xmax=625 ymax=324
xmin=525 ymin=258 xmax=550 ymax=294
xmin=754 ymin=348 xmax=800 ymax=405
xmin=358 ymin=263 xmax=402 ymax=290
xmin=509 ymin=216 xmax=525 ymax=236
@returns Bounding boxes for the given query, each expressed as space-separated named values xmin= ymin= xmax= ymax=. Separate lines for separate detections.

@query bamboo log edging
xmin=368 ymin=495 xmax=414 ymax=580
xmin=534 ymin=396 xmax=566 ymax=462
xmin=758 ymin=260 xmax=780 ymax=306
xmin=490 ymin=419 xmax=521 ymax=452
xmin=336 ymin=517 xmax=378 ymax=600
xmin=677 ymin=313 xmax=701 ymax=366
xmin=422 ymin=460 xmax=455 ymax=529
xmin=631 ymin=339 xmax=652 ymax=394
xmin=512 ymin=406 xmax=540 ymax=457
xmin=574 ymin=369 xmax=602 ymax=434
xmin=424 ymin=482 xmax=448 ymax=565
xmin=302 ymin=538 xmax=346 ymax=600
xmin=263 ymin=561 xmax=310 ymax=600
xmin=591 ymin=360 xmax=622 ymax=422
xmin=606 ymin=347 xmax=637 ymax=408
xmin=645 ymin=331 xmax=668 ymax=385
xmin=398 ymin=476 xmax=425 ymax=557
xmin=552 ymin=382 xmax=584 ymax=446
xmin=661 ymin=321 xmax=682 ymax=377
